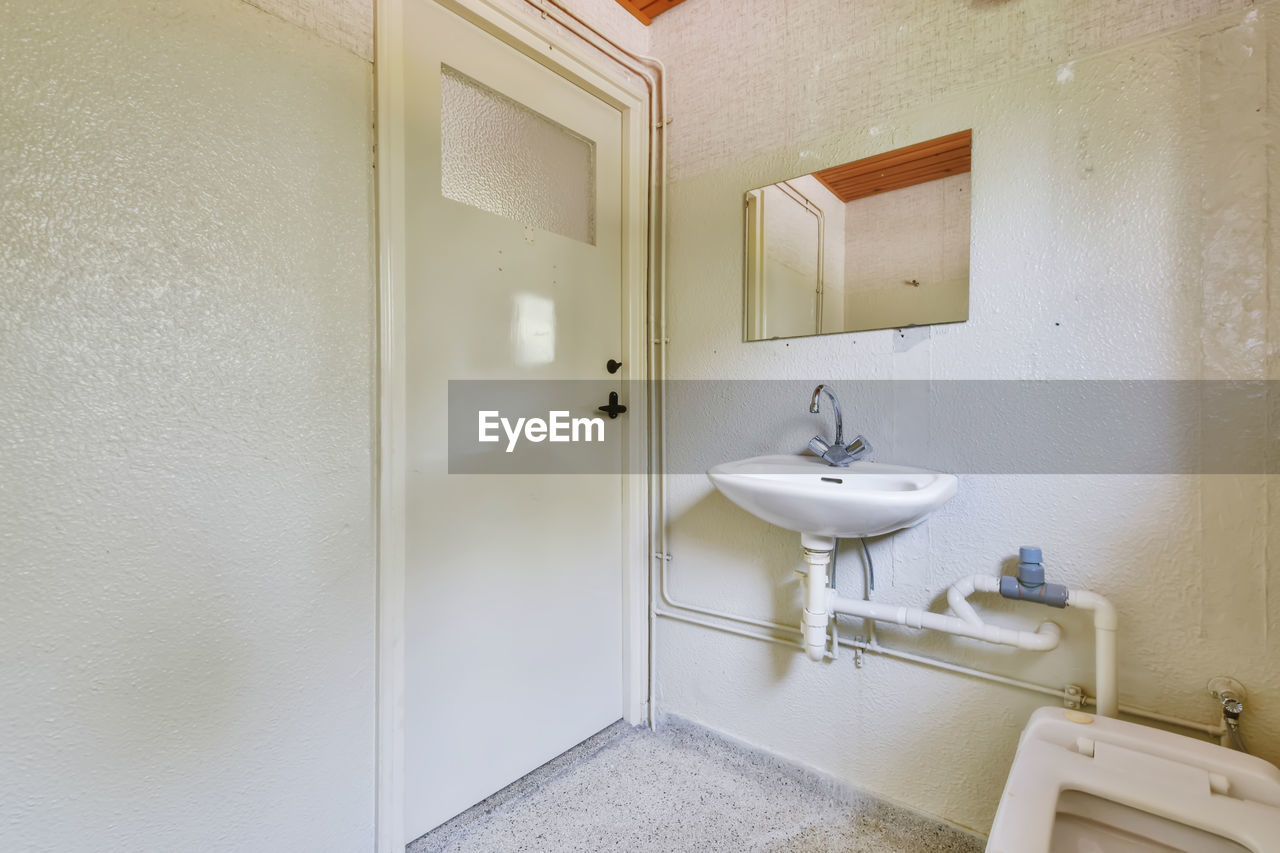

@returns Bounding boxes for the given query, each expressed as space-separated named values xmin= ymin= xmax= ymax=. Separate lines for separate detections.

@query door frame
xmin=374 ymin=1 xmax=652 ymax=848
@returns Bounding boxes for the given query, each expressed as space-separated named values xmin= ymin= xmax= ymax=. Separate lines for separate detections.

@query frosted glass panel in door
xmin=440 ymin=65 xmax=596 ymax=244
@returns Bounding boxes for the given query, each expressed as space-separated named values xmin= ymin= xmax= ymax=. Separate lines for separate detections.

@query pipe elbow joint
xmin=1002 ymin=621 xmax=1060 ymax=652
xmin=946 ymin=580 xmax=984 ymax=626
xmin=1070 ymin=590 xmax=1118 ymax=630
xmin=1033 ymin=620 xmax=1063 ymax=649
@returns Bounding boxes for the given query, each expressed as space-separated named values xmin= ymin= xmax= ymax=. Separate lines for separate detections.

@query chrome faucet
xmin=808 ymin=384 xmax=872 ymax=467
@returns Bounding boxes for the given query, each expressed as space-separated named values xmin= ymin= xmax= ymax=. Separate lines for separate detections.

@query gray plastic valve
xmin=999 ymin=545 xmax=1068 ymax=608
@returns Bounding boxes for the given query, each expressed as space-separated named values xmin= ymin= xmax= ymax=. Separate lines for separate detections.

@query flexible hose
xmin=860 ymin=538 xmax=875 ymax=591
xmin=1226 ymin=719 xmax=1248 ymax=753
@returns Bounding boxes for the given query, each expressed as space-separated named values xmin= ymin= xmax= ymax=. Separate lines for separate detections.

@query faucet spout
xmin=807 ymin=384 xmax=872 ymax=467
xmin=809 ymin=384 xmax=843 ymax=445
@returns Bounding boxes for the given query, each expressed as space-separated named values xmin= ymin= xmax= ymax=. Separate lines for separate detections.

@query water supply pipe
xmin=657 ymin=601 xmax=1223 ymax=738
xmin=946 ymin=574 xmax=1002 ymax=626
xmin=951 ymin=549 xmax=1119 ymax=718
xmin=951 ymin=572 xmax=1119 ymax=717
xmin=1067 ymin=589 xmax=1119 ymax=717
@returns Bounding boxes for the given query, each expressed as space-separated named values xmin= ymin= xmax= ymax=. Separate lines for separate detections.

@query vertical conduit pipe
xmin=1067 ymin=589 xmax=1119 ymax=717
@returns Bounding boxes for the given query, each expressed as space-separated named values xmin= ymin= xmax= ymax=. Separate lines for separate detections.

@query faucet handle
xmin=845 ymin=435 xmax=872 ymax=460
xmin=808 ymin=436 xmax=832 ymax=457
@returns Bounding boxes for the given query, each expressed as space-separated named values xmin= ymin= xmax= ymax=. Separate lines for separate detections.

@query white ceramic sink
xmin=707 ymin=454 xmax=958 ymax=542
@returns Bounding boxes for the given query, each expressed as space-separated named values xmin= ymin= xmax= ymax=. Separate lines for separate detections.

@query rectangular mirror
xmin=744 ymin=130 xmax=972 ymax=341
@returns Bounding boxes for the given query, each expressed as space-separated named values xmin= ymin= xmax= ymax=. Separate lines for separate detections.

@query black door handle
xmin=606 ymin=359 xmax=623 ymax=374
xmin=597 ymin=391 xmax=627 ymax=419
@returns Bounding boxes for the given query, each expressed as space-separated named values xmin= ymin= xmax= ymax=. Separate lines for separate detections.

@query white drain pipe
xmin=829 ymin=592 xmax=1063 ymax=651
xmin=1067 ymin=589 xmax=1119 ymax=717
xmin=946 ymin=574 xmax=1004 ymax=625
xmin=767 ymin=534 xmax=1124 ymax=714
xmin=800 ymin=545 xmax=1063 ymax=662
xmin=808 ymin=545 xmax=1121 ymax=712
xmin=801 ymin=547 xmax=835 ymax=661
xmin=803 ymin=549 xmax=1121 ymax=717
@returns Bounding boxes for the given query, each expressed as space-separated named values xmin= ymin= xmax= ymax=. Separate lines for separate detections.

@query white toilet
xmin=987 ymin=707 xmax=1280 ymax=852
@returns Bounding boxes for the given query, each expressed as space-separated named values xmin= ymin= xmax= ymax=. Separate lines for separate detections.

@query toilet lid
xmin=987 ymin=707 xmax=1280 ymax=853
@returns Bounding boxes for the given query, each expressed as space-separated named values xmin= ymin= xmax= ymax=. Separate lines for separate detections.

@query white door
xmin=402 ymin=0 xmax=628 ymax=838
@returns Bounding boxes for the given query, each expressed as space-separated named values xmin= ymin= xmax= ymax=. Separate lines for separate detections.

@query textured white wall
xmin=239 ymin=0 xmax=649 ymax=66
xmin=652 ymin=0 xmax=1279 ymax=835
xmin=245 ymin=0 xmax=373 ymax=58
xmin=655 ymin=0 xmax=1249 ymax=182
xmin=0 ymin=1 xmax=376 ymax=850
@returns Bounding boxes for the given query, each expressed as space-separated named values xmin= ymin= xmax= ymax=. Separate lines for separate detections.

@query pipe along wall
xmin=798 ymin=538 xmax=1119 ymax=717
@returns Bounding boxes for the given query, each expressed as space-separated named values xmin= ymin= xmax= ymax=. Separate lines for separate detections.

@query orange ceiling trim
xmin=814 ymin=130 xmax=972 ymax=203
xmin=613 ymin=0 xmax=651 ymax=25
xmin=612 ymin=0 xmax=691 ymax=24
xmin=821 ymin=152 xmax=971 ymax=198
xmin=636 ymin=0 xmax=691 ymax=11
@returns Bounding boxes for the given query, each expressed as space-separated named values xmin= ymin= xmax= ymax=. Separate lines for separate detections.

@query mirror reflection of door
xmin=743 ymin=130 xmax=972 ymax=342
xmin=745 ymin=180 xmax=826 ymax=340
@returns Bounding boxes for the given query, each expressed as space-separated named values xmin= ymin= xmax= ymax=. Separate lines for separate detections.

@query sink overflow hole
xmin=821 ymin=477 xmax=844 ymax=484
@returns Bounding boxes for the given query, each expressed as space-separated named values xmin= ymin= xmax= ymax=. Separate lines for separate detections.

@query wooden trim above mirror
xmin=612 ymin=0 xmax=692 ymax=25
xmin=814 ymin=130 xmax=972 ymax=203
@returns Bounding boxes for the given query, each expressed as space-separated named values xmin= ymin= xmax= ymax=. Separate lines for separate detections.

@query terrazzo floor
xmin=407 ymin=718 xmax=986 ymax=853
